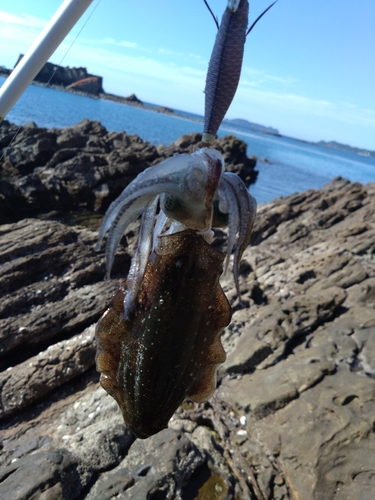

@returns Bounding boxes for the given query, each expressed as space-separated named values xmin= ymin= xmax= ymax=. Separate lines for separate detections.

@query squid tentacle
xmin=96 ymin=177 xmax=179 ymax=253
xmin=97 ymin=149 xmax=225 ymax=257
xmin=103 ymin=196 xmax=155 ymax=280
xmin=95 ymin=147 xmax=253 ymax=304
xmin=96 ymin=152 xmax=205 ymax=249
xmin=124 ymin=197 xmax=159 ymax=318
xmin=221 ymin=173 xmax=256 ymax=296
xmin=217 ymin=180 xmax=240 ymax=274
xmin=166 ymin=220 xmax=188 ymax=236
xmin=152 ymin=209 xmax=169 ymax=251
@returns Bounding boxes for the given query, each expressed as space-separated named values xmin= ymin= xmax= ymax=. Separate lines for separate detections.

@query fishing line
xmin=0 ymin=0 xmax=102 ymax=161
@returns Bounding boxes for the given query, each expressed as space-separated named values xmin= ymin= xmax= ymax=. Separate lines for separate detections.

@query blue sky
xmin=0 ymin=0 xmax=374 ymax=150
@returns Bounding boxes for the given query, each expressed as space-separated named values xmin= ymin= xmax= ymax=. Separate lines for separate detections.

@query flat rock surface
xmin=1 ymin=121 xmax=375 ymax=499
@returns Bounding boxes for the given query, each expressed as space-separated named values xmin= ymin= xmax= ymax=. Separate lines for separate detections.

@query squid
xmin=94 ymin=0 xmax=275 ymax=438
xmin=96 ymin=229 xmax=232 ymax=438
xmin=95 ymin=148 xmax=256 ymax=319
xmin=95 ymin=148 xmax=256 ymax=438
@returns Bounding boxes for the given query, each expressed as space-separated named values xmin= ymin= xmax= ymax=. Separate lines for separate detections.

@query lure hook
xmin=246 ymin=1 xmax=277 ymax=36
xmin=203 ymin=0 xmax=219 ymax=29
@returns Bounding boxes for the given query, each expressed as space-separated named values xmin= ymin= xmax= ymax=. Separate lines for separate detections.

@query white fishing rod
xmin=0 ymin=0 xmax=94 ymax=122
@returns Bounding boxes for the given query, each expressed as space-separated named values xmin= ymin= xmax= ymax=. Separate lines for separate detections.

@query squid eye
xmin=161 ymin=194 xmax=189 ymax=221
xmin=218 ymin=197 xmax=229 ymax=214
xmin=212 ymin=200 xmax=229 ymax=228
xmin=183 ymin=167 xmax=206 ymax=197
xmin=163 ymin=194 xmax=177 ymax=212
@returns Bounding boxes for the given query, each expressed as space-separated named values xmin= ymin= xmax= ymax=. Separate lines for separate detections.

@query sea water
xmin=1 ymin=76 xmax=374 ymax=204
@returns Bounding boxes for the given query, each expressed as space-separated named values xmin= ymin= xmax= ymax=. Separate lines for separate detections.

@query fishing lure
xmin=202 ymin=0 xmax=277 ymax=144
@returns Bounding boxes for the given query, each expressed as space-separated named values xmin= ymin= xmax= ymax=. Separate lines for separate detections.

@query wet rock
xmin=346 ymin=276 xmax=375 ymax=307
xmin=0 ymin=450 xmax=82 ymax=500
xmin=0 ymin=218 xmax=122 ymax=365
xmin=125 ymin=93 xmax=143 ymax=104
xmin=86 ymin=429 xmax=207 ymax=500
xmin=13 ymin=55 xmax=104 ymax=95
xmin=221 ymin=286 xmax=346 ymax=375
xmin=1 ymin=382 xmax=135 ymax=499
xmin=0 ymin=326 xmax=96 ymax=418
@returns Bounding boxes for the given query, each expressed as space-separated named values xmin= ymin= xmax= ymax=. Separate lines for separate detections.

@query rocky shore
xmin=1 ymin=61 xmax=188 ymax=120
xmin=0 ymin=120 xmax=374 ymax=499
xmin=0 ymin=119 xmax=257 ymax=225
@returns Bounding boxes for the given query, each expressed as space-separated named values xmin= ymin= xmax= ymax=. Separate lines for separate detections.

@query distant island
xmin=0 ymin=57 xmax=174 ymax=115
xmin=223 ymin=118 xmax=280 ymax=136
xmin=6 ymin=55 xmax=105 ymax=96
xmin=222 ymin=119 xmax=375 ymax=158
xmin=314 ymin=140 xmax=375 ymax=159
xmin=1 ymin=59 xmax=374 ymax=158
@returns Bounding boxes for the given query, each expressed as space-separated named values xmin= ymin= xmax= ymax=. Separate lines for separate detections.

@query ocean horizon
xmin=1 ymin=76 xmax=375 ymax=204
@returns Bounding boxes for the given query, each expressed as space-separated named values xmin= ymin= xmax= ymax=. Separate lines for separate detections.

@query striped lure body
xmin=203 ymin=0 xmax=249 ymax=143
xmin=203 ymin=0 xmax=276 ymax=144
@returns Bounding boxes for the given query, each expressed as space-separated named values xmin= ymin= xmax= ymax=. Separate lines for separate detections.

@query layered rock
xmin=0 ymin=121 xmax=375 ymax=499
xmin=0 ymin=120 xmax=257 ymax=224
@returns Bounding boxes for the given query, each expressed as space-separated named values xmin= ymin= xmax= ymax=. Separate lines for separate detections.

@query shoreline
xmin=1 ymin=69 xmax=374 ymax=158
xmin=0 ymin=68 xmax=204 ymax=125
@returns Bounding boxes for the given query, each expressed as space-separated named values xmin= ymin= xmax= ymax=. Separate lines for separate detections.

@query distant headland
xmin=0 ymin=57 xmax=176 ymax=117
xmin=1 ymin=58 xmax=374 ymax=158
xmin=313 ymin=140 xmax=374 ymax=158
xmin=222 ymin=118 xmax=281 ymax=137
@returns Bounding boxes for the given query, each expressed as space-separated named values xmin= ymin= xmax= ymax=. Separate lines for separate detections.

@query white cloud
xmin=95 ymin=38 xmax=202 ymax=63
xmin=241 ymin=66 xmax=298 ymax=88
xmin=156 ymin=48 xmax=204 ymax=62
xmin=120 ymin=40 xmax=137 ymax=48
xmin=158 ymin=47 xmax=182 ymax=56
xmin=188 ymin=53 xmax=204 ymax=61
xmin=0 ymin=10 xmax=49 ymax=67
xmin=0 ymin=6 xmax=206 ymax=102
xmin=0 ymin=10 xmax=46 ymax=29
xmin=233 ymin=86 xmax=375 ymax=129
xmin=102 ymin=37 xmax=137 ymax=48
